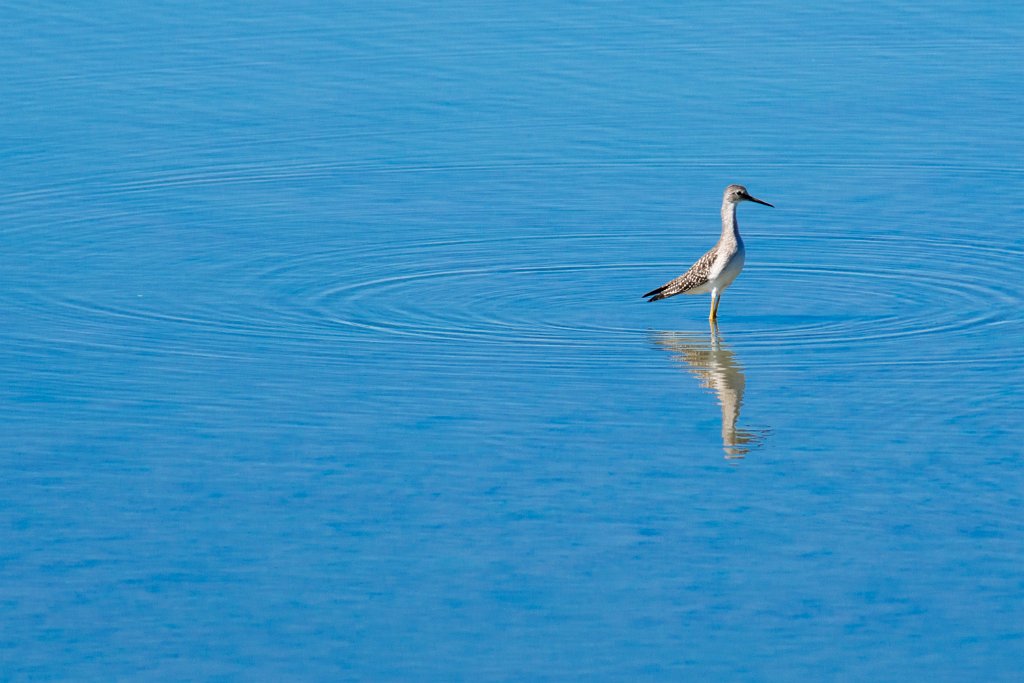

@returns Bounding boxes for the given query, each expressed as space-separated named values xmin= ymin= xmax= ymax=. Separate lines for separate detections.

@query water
xmin=2 ymin=2 xmax=1022 ymax=679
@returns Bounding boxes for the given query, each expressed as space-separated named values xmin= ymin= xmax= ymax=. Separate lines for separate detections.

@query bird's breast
xmin=711 ymin=244 xmax=745 ymax=289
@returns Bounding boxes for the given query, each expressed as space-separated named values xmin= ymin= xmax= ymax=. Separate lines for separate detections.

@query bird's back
xmin=643 ymin=244 xmax=719 ymax=300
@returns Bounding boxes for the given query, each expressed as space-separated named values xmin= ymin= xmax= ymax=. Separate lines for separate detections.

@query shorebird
xmin=643 ymin=184 xmax=773 ymax=321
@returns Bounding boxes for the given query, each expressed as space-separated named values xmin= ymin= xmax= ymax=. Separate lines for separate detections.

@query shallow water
xmin=2 ymin=2 xmax=1023 ymax=680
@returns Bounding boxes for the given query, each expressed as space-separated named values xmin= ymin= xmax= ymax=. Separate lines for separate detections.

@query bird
xmin=643 ymin=184 xmax=773 ymax=321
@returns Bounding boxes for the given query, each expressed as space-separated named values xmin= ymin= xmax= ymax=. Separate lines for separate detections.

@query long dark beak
xmin=745 ymin=194 xmax=773 ymax=207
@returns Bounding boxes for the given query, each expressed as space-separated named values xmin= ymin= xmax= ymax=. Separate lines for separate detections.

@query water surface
xmin=2 ymin=2 xmax=1023 ymax=680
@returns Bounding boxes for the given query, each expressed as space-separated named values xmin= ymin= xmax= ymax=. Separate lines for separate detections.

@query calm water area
xmin=2 ymin=2 xmax=1023 ymax=680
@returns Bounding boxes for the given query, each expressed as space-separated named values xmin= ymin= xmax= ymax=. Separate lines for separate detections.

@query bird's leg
xmin=709 ymin=289 xmax=720 ymax=322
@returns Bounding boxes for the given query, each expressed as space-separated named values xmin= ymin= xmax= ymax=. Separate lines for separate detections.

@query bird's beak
xmin=745 ymin=194 xmax=773 ymax=207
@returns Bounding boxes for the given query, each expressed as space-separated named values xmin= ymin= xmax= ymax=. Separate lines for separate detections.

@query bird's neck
xmin=720 ymin=202 xmax=742 ymax=247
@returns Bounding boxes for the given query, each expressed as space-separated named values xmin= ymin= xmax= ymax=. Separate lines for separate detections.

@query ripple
xmin=17 ymin=229 xmax=1023 ymax=373
xmin=269 ymin=231 xmax=1024 ymax=366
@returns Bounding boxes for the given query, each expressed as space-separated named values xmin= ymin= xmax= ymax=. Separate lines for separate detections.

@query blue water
xmin=2 ymin=2 xmax=1023 ymax=680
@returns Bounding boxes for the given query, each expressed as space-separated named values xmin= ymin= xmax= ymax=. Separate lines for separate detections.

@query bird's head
xmin=724 ymin=184 xmax=773 ymax=207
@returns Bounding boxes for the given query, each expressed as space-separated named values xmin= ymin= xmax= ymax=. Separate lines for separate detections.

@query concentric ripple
xmin=17 ymin=228 xmax=1022 ymax=372
xmin=263 ymin=231 xmax=1023 ymax=367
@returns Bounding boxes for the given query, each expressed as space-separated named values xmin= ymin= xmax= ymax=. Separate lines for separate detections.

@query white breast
xmin=712 ymin=244 xmax=745 ymax=291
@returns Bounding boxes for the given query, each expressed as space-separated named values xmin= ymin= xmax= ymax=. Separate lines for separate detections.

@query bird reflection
xmin=652 ymin=323 xmax=769 ymax=459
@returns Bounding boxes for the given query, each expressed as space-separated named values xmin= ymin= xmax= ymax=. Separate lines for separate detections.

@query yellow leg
xmin=709 ymin=290 xmax=720 ymax=321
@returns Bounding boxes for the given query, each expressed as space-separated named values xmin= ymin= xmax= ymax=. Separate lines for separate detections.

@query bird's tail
xmin=643 ymin=284 xmax=675 ymax=302
xmin=643 ymin=287 xmax=667 ymax=302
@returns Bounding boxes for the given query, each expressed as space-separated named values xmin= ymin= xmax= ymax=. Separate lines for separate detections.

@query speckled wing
xmin=643 ymin=247 xmax=716 ymax=301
